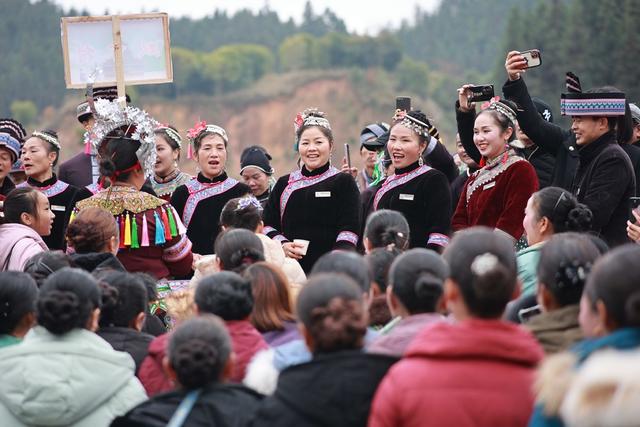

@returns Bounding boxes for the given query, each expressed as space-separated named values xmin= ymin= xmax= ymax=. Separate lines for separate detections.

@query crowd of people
xmin=0 ymin=50 xmax=639 ymax=426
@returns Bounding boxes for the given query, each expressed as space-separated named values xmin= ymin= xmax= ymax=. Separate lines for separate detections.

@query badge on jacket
xmin=399 ymin=194 xmax=414 ymax=201
xmin=315 ymin=191 xmax=331 ymax=198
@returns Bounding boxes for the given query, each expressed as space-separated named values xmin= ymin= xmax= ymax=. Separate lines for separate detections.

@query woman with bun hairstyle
xmin=523 ymin=233 xmax=600 ymax=354
xmin=113 ymin=315 xmax=263 ymax=427
xmin=66 ymin=206 xmax=125 ymax=274
xmin=262 ymin=108 xmax=361 ymax=273
xmin=373 ymin=109 xmax=452 ymax=251
xmin=251 ymin=273 xmax=397 ymax=427
xmin=0 ymin=272 xmax=38 ymax=348
xmin=368 ymin=248 xmax=448 ymax=357
xmin=0 ymin=187 xmax=54 ymax=271
xmin=0 ymin=268 xmax=146 ymax=426
xmin=530 ymin=244 xmax=640 ymax=427
xmin=453 ymin=88 xmax=539 ymax=242
xmin=363 ymin=209 xmax=410 ymax=253
xmin=171 ymin=121 xmax=250 ymax=255
xmin=151 ymin=125 xmax=191 ymax=201
xmin=0 ymin=118 xmax=27 ymax=199
xmin=73 ymin=101 xmax=193 ymax=279
xmin=370 ymin=228 xmax=544 ymax=427
xmin=518 ymin=187 xmax=593 ymax=296
xmin=20 ymin=129 xmax=80 ymax=250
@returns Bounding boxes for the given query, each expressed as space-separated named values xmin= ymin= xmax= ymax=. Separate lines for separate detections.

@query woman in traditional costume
xmin=0 ymin=119 xmax=26 ymax=200
xmin=170 ymin=121 xmax=250 ymax=255
xmin=262 ymin=109 xmax=360 ymax=273
xmin=151 ymin=125 xmax=191 ymax=201
xmin=73 ymin=99 xmax=193 ymax=279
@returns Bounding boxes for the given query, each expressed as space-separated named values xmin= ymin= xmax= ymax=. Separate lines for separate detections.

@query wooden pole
xmin=111 ymin=16 xmax=126 ymax=108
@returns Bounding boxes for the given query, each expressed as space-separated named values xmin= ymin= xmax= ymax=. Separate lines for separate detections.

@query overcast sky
xmin=52 ymin=0 xmax=442 ymax=34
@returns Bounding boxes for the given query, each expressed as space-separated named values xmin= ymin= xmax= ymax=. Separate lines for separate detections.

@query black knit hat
xmin=76 ymin=86 xmax=132 ymax=123
xmin=240 ymin=146 xmax=273 ymax=175
xmin=532 ymin=98 xmax=554 ymax=123
xmin=360 ymin=122 xmax=390 ymax=151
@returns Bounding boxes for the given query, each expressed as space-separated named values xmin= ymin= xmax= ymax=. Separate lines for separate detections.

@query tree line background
xmin=3 ymin=0 xmax=639 ymax=130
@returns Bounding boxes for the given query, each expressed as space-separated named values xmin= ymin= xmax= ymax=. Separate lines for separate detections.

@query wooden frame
xmin=61 ymin=13 xmax=173 ymax=90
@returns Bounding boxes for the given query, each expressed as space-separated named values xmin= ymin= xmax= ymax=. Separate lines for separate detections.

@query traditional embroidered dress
xmin=151 ymin=170 xmax=192 ymax=202
xmin=170 ymin=172 xmax=250 ymax=255
xmin=262 ymin=162 xmax=361 ymax=273
xmin=19 ymin=175 xmax=79 ymax=250
xmin=73 ymin=186 xmax=193 ymax=279
xmin=452 ymin=150 xmax=539 ymax=241
xmin=373 ymin=161 xmax=452 ymax=250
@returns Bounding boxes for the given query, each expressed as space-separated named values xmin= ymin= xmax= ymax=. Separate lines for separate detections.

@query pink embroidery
xmin=20 ymin=180 xmax=69 ymax=198
xmin=279 ymin=167 xmax=340 ymax=220
xmin=373 ymin=165 xmax=432 ymax=210
xmin=427 ymin=233 xmax=450 ymax=247
xmin=162 ymin=234 xmax=192 ymax=262
xmin=336 ymin=231 xmax=358 ymax=246
xmin=182 ymin=178 xmax=239 ymax=228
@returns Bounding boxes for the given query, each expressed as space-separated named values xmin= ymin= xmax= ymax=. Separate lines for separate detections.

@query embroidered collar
xmin=27 ymin=174 xmax=57 ymax=188
xmin=197 ymin=172 xmax=228 ymax=184
xmin=301 ymin=162 xmax=330 ymax=177
xmin=152 ymin=171 xmax=192 ymax=197
xmin=280 ymin=165 xmax=340 ymax=219
xmin=21 ymin=175 xmax=69 ymax=198
xmin=75 ymin=185 xmax=166 ymax=215
xmin=466 ymin=150 xmax=523 ymax=203
xmin=182 ymin=176 xmax=239 ymax=227
xmin=154 ymin=169 xmax=180 ymax=184
xmin=373 ymin=164 xmax=432 ymax=209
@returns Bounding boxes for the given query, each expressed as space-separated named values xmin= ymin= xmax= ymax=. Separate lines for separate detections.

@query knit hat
xmin=532 ymin=98 xmax=554 ymax=123
xmin=360 ymin=122 xmax=389 ymax=150
xmin=240 ymin=146 xmax=273 ymax=175
xmin=0 ymin=118 xmax=26 ymax=162
xmin=76 ymin=86 xmax=132 ymax=123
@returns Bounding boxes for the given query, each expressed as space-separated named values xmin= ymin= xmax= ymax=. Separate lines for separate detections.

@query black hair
xmin=132 ymin=272 xmax=158 ymax=302
xmin=536 ymin=233 xmax=601 ymax=307
xmin=214 ymin=228 xmax=265 ymax=274
xmin=311 ymin=251 xmax=371 ymax=292
xmin=389 ymin=248 xmax=448 ymax=314
xmin=168 ymin=315 xmax=231 ymax=389
xmin=476 ymin=99 xmax=518 ymax=142
xmin=365 ymin=247 xmax=401 ymax=293
xmin=0 ymin=272 xmax=38 ymax=335
xmin=584 ymin=244 xmax=640 ymax=329
xmin=364 ymin=209 xmax=410 ymax=250
xmin=296 ymin=273 xmax=367 ymax=353
xmin=220 ymin=197 xmax=262 ymax=232
xmin=97 ymin=272 xmax=148 ymax=328
xmin=98 ymin=125 xmax=141 ymax=181
xmin=37 ymin=268 xmax=101 ymax=335
xmin=23 ymin=251 xmax=74 ymax=287
xmin=2 ymin=187 xmax=40 ymax=225
xmin=195 ymin=271 xmax=254 ymax=320
xmin=154 ymin=125 xmax=182 ymax=160
xmin=587 ymin=86 xmax=633 ymax=144
xmin=442 ymin=227 xmax=517 ymax=318
xmin=532 ymin=187 xmax=593 ymax=233
xmin=31 ymin=129 xmax=60 ymax=167
xmin=296 ymin=110 xmax=334 ymax=144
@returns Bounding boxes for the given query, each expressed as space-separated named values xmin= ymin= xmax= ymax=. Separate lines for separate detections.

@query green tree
xmin=10 ymin=100 xmax=38 ymax=126
xmin=396 ymin=57 xmax=430 ymax=97
xmin=279 ymin=33 xmax=319 ymax=71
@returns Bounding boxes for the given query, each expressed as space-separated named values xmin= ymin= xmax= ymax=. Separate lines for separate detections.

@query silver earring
xmin=418 ymin=155 xmax=424 ymax=167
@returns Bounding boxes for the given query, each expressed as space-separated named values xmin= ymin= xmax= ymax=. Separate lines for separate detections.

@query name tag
xmin=51 ymin=205 xmax=66 ymax=212
xmin=483 ymin=182 xmax=496 ymax=190
xmin=399 ymin=194 xmax=414 ymax=201
xmin=315 ymin=191 xmax=331 ymax=198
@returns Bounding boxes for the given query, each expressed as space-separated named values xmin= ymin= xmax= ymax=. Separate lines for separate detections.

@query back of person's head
xmin=364 ymin=209 xmax=410 ymax=251
xmin=586 ymin=234 xmax=610 ymax=255
xmin=442 ymin=227 xmax=517 ymax=319
xmin=66 ymin=207 xmax=118 ymax=253
xmin=0 ymin=272 xmax=38 ymax=335
xmin=531 ymin=187 xmax=593 ymax=234
xmin=195 ymin=271 xmax=253 ymax=321
xmin=214 ymin=228 xmax=265 ymax=274
xmin=220 ymin=196 xmax=263 ymax=231
xmin=2 ymin=187 xmax=40 ymax=225
xmin=365 ymin=247 xmax=401 ymax=293
xmin=243 ymin=262 xmax=294 ymax=332
xmin=98 ymin=272 xmax=148 ymax=329
xmin=296 ymin=273 xmax=368 ymax=353
xmin=132 ymin=272 xmax=158 ymax=303
xmin=390 ymin=248 xmax=449 ymax=315
xmin=537 ymin=233 xmax=601 ymax=307
xmin=584 ymin=244 xmax=640 ymax=330
xmin=311 ymin=251 xmax=371 ymax=293
xmin=98 ymin=125 xmax=141 ymax=181
xmin=168 ymin=315 xmax=232 ymax=389
xmin=23 ymin=251 xmax=74 ymax=287
xmin=37 ymin=268 xmax=101 ymax=335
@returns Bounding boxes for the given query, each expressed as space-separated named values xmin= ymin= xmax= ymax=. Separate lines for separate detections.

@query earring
xmin=418 ymin=155 xmax=424 ymax=167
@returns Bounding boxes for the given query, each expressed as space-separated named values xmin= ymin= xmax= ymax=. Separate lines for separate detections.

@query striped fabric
xmin=560 ymin=92 xmax=626 ymax=116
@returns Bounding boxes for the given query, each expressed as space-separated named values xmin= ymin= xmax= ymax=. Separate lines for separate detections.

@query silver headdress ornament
xmin=236 ymin=196 xmax=263 ymax=211
xmin=482 ymin=96 xmax=517 ymax=125
xmin=470 ymin=252 xmax=500 ymax=276
xmin=393 ymin=109 xmax=437 ymax=141
xmin=31 ymin=131 xmax=61 ymax=150
xmin=157 ymin=126 xmax=183 ymax=148
xmin=84 ymin=98 xmax=159 ymax=178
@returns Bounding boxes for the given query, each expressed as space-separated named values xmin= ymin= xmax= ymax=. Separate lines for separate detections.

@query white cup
xmin=293 ymin=239 xmax=310 ymax=256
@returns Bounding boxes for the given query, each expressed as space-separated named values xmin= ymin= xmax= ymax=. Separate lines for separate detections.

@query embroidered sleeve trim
xmin=336 ymin=231 xmax=358 ymax=246
xmin=162 ymin=234 xmax=193 ymax=262
xmin=427 ymin=233 xmax=450 ymax=248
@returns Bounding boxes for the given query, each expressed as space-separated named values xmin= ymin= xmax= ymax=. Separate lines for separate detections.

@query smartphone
xmin=520 ymin=49 xmax=542 ymax=69
xmin=344 ymin=143 xmax=351 ymax=170
xmin=468 ymin=85 xmax=494 ymax=103
xmin=396 ymin=96 xmax=411 ymax=112
xmin=518 ymin=304 xmax=542 ymax=323
xmin=631 ymin=197 xmax=640 ymax=223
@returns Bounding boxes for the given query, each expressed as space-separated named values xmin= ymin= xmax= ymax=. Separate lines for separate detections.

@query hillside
xmin=43 ymin=69 xmax=451 ymax=177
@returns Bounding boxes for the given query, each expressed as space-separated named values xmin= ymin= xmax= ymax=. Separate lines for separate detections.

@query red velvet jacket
xmin=452 ymin=152 xmax=538 ymax=240
xmin=369 ymin=319 xmax=543 ymax=427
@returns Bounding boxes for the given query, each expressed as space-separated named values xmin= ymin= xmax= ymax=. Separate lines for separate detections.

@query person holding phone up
xmin=262 ymin=109 xmax=360 ymax=273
